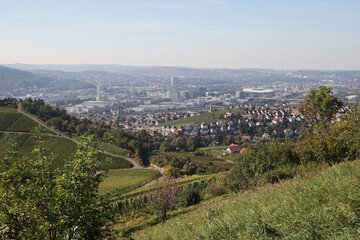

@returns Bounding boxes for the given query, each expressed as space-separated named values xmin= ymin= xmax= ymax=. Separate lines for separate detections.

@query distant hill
xmin=0 ymin=65 xmax=95 ymax=91
xmin=3 ymin=63 xmax=273 ymax=77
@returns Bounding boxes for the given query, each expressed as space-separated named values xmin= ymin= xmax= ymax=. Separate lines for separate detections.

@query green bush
xmin=179 ymin=187 xmax=201 ymax=207
xmin=205 ymin=182 xmax=227 ymax=197
xmin=227 ymin=141 xmax=299 ymax=192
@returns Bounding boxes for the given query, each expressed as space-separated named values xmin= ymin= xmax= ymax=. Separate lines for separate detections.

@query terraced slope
xmin=0 ymin=107 xmax=134 ymax=170
xmin=0 ymin=107 xmax=39 ymax=132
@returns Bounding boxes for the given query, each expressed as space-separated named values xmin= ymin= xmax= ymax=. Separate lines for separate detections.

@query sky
xmin=1 ymin=0 xmax=359 ymax=70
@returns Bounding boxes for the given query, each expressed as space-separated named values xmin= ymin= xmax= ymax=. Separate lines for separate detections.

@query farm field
xmin=0 ymin=107 xmax=39 ymax=132
xmin=98 ymin=168 xmax=161 ymax=195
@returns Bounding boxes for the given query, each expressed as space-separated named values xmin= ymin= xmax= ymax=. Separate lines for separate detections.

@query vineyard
xmin=98 ymin=168 xmax=161 ymax=195
xmin=0 ymin=109 xmax=39 ymax=132
xmin=0 ymin=133 xmax=133 ymax=170
xmin=98 ymin=152 xmax=133 ymax=170
xmin=108 ymin=174 xmax=221 ymax=236
xmin=102 ymin=142 xmax=130 ymax=157
xmin=109 ymin=174 xmax=219 ymax=212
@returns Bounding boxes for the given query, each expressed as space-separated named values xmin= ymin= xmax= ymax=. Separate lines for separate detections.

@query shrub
xmin=227 ymin=141 xmax=299 ymax=192
xmin=206 ymin=182 xmax=227 ymax=197
xmin=179 ymin=187 xmax=201 ymax=207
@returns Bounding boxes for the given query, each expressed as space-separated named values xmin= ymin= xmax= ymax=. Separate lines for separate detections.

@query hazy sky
xmin=1 ymin=0 xmax=359 ymax=70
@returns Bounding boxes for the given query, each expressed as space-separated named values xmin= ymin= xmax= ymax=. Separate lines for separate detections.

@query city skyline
xmin=1 ymin=0 xmax=360 ymax=70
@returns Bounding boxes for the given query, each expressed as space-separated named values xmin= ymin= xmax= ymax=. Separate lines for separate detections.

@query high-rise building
xmin=171 ymin=76 xmax=179 ymax=87
xmin=167 ymin=91 xmax=179 ymax=101
xmin=236 ymin=90 xmax=245 ymax=98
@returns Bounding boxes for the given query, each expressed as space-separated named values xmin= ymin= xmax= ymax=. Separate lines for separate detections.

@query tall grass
xmin=132 ymin=160 xmax=360 ymax=239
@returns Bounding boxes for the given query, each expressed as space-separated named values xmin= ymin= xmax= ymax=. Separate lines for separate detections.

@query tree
xmin=298 ymin=86 xmax=343 ymax=136
xmin=164 ymin=166 xmax=181 ymax=178
xmin=147 ymin=179 xmax=181 ymax=222
xmin=0 ymin=129 xmax=112 ymax=239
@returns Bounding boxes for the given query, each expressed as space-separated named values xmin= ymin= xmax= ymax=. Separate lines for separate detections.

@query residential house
xmin=226 ymin=144 xmax=242 ymax=154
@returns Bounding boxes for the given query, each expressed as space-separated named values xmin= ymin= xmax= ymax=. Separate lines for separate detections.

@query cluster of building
xmin=153 ymin=104 xmax=350 ymax=144
xmin=115 ymin=112 xmax=202 ymax=131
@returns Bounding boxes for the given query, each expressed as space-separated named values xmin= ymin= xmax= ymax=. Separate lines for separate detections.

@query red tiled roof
xmin=228 ymin=144 xmax=242 ymax=153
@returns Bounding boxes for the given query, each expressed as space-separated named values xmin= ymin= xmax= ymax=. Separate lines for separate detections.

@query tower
xmin=171 ymin=77 xmax=179 ymax=87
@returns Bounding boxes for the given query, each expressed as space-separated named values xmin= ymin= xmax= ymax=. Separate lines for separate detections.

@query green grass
xmin=198 ymin=146 xmax=228 ymax=157
xmin=103 ymin=142 xmax=130 ymax=157
xmin=98 ymin=168 xmax=161 ymax=195
xmin=158 ymin=109 xmax=243 ymax=127
xmin=132 ymin=160 xmax=360 ymax=239
xmin=198 ymin=146 xmax=228 ymax=151
xmin=158 ymin=112 xmax=216 ymax=127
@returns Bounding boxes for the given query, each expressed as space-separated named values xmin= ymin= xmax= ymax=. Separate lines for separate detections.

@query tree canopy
xmin=0 ymin=129 xmax=112 ymax=239
xmin=298 ymin=86 xmax=343 ymax=130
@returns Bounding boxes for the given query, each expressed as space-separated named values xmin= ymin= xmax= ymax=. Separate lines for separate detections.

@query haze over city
xmin=1 ymin=0 xmax=360 ymax=70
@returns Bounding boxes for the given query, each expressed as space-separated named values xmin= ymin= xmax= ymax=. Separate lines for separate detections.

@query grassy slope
xmin=133 ymin=160 xmax=360 ymax=239
xmin=157 ymin=109 xmax=243 ymax=127
xmin=98 ymin=169 xmax=161 ymax=195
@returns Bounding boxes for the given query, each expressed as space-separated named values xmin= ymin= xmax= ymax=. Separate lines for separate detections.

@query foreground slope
xmin=133 ymin=160 xmax=360 ymax=239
